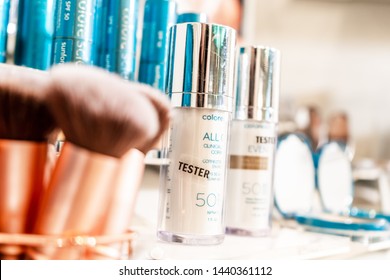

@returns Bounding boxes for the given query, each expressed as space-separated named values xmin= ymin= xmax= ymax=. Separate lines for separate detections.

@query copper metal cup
xmin=0 ymin=231 xmax=136 ymax=260
xmin=29 ymin=142 xmax=145 ymax=259
xmin=0 ymin=139 xmax=48 ymax=259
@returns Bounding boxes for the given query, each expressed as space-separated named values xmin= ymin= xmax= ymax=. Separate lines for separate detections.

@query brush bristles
xmin=0 ymin=65 xmax=56 ymax=141
xmin=48 ymin=64 xmax=169 ymax=158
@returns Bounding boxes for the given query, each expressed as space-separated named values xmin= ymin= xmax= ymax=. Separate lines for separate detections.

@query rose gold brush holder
xmin=0 ymin=231 xmax=136 ymax=260
xmin=0 ymin=145 xmax=145 ymax=260
xmin=0 ymin=140 xmax=48 ymax=258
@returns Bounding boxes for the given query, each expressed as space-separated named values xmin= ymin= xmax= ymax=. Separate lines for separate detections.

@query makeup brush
xmin=31 ymin=64 xmax=170 ymax=259
xmin=0 ymin=64 xmax=57 ymax=259
xmin=89 ymin=148 xmax=146 ymax=260
xmin=89 ymin=79 xmax=171 ymax=259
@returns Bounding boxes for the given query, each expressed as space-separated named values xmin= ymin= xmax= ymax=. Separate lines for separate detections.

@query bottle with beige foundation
xmin=225 ymin=46 xmax=280 ymax=236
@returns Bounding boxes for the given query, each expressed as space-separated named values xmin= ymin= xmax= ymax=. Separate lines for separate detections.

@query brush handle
xmin=0 ymin=140 xmax=48 ymax=258
xmin=34 ymin=142 xmax=119 ymax=234
xmin=87 ymin=149 xmax=145 ymax=260
xmin=31 ymin=142 xmax=144 ymax=259
xmin=100 ymin=148 xmax=144 ymax=235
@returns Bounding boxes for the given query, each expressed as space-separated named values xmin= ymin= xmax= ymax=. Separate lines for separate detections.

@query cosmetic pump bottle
xmin=14 ymin=0 xmax=54 ymax=70
xmin=99 ymin=0 xmax=138 ymax=80
xmin=51 ymin=0 xmax=102 ymax=65
xmin=138 ymin=0 xmax=176 ymax=91
xmin=0 ymin=0 xmax=10 ymax=63
xmin=138 ymin=0 xmax=176 ymax=163
xmin=158 ymin=22 xmax=236 ymax=245
xmin=225 ymin=46 xmax=280 ymax=237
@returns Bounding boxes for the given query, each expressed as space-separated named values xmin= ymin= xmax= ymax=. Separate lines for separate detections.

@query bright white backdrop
xmin=243 ymin=0 xmax=390 ymax=160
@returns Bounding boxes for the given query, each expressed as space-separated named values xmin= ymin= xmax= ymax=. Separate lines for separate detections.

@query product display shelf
xmin=130 ymin=167 xmax=390 ymax=260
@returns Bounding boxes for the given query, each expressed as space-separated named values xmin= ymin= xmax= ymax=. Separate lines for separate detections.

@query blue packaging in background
xmin=52 ymin=0 xmax=102 ymax=65
xmin=177 ymin=12 xmax=207 ymax=24
xmin=0 ymin=0 xmax=10 ymax=63
xmin=99 ymin=0 xmax=138 ymax=80
xmin=14 ymin=0 xmax=54 ymax=70
xmin=138 ymin=0 xmax=176 ymax=91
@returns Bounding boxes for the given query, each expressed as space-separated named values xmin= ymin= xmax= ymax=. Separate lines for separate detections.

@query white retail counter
xmin=130 ymin=167 xmax=390 ymax=260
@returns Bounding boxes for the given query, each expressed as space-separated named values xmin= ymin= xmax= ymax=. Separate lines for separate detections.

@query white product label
xmin=160 ymin=108 xmax=230 ymax=236
xmin=226 ymin=120 xmax=276 ymax=232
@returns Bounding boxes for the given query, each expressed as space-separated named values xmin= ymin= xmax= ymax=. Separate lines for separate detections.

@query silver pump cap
xmin=235 ymin=46 xmax=280 ymax=122
xmin=166 ymin=23 xmax=236 ymax=112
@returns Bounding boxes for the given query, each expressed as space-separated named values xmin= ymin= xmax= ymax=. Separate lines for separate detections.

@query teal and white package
xmin=14 ymin=0 xmax=55 ymax=70
xmin=296 ymin=213 xmax=389 ymax=233
xmin=316 ymin=141 xmax=354 ymax=214
xmin=274 ymin=136 xmax=390 ymax=235
xmin=349 ymin=207 xmax=390 ymax=223
xmin=138 ymin=0 xmax=176 ymax=91
xmin=52 ymin=0 xmax=102 ymax=65
xmin=273 ymin=133 xmax=316 ymax=218
xmin=296 ymin=141 xmax=390 ymax=235
xmin=0 ymin=0 xmax=10 ymax=63
xmin=99 ymin=0 xmax=138 ymax=80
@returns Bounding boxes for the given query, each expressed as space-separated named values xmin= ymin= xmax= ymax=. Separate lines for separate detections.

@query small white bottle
xmin=225 ymin=46 xmax=280 ymax=236
xmin=158 ymin=22 xmax=236 ymax=245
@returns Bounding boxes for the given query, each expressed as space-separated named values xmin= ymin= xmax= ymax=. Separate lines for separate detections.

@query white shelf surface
xmin=130 ymin=167 xmax=390 ymax=260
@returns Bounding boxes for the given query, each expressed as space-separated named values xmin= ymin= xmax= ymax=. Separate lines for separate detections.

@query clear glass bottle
xmin=225 ymin=46 xmax=281 ymax=236
xmin=158 ymin=22 xmax=236 ymax=245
